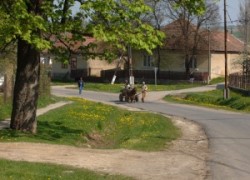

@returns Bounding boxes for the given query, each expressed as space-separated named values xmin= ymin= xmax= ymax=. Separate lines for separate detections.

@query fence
xmin=54 ymin=68 xmax=209 ymax=83
xmin=101 ymin=69 xmax=209 ymax=83
xmin=229 ymin=73 xmax=250 ymax=91
xmin=70 ymin=69 xmax=88 ymax=79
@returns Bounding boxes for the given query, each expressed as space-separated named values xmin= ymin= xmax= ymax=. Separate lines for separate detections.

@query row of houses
xmin=47 ymin=20 xmax=245 ymax=83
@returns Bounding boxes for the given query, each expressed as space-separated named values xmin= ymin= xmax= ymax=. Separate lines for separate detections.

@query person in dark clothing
xmin=78 ymin=77 xmax=84 ymax=94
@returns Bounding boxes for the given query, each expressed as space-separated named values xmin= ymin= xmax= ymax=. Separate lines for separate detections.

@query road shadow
xmin=216 ymin=83 xmax=224 ymax=89
xmin=0 ymin=120 xmax=10 ymax=130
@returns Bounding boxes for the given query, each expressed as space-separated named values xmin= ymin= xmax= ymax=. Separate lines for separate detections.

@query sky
xmin=218 ymin=0 xmax=244 ymax=25
xmin=72 ymin=0 xmax=243 ymax=26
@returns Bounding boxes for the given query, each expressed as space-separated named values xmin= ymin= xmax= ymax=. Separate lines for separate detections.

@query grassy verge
xmin=0 ymin=97 xmax=180 ymax=151
xmin=61 ymin=81 xmax=204 ymax=93
xmin=208 ymin=77 xmax=224 ymax=85
xmin=164 ymin=89 xmax=250 ymax=113
xmin=0 ymin=95 xmax=63 ymax=121
xmin=0 ymin=159 xmax=132 ymax=180
xmin=0 ymin=95 xmax=12 ymax=120
xmin=52 ymin=76 xmax=224 ymax=93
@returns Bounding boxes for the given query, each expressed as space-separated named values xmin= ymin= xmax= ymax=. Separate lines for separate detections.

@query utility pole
xmin=243 ymin=0 xmax=249 ymax=89
xmin=128 ymin=45 xmax=134 ymax=85
xmin=224 ymin=0 xmax=229 ymax=99
xmin=244 ymin=0 xmax=249 ymax=54
xmin=207 ymin=26 xmax=211 ymax=84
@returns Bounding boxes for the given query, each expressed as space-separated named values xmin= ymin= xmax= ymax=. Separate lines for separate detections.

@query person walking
xmin=78 ymin=77 xmax=84 ymax=94
xmin=141 ymin=81 xmax=148 ymax=103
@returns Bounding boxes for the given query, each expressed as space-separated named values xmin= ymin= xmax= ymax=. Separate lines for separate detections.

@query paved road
xmin=52 ymin=85 xmax=250 ymax=180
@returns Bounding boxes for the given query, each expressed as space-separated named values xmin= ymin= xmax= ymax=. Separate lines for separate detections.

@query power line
xmin=227 ymin=7 xmax=234 ymax=25
xmin=208 ymin=20 xmax=241 ymax=26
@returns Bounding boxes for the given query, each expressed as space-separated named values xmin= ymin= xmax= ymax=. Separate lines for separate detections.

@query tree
xmin=142 ymin=0 xmax=167 ymax=72
xmin=83 ymin=0 xmax=207 ymax=73
xmin=82 ymin=0 xmax=166 ymax=78
xmin=163 ymin=0 xmax=219 ymax=75
xmin=238 ymin=0 xmax=250 ymax=75
xmin=132 ymin=0 xmax=210 ymax=75
xmin=238 ymin=0 xmax=250 ymax=44
xmin=0 ymin=0 xmax=164 ymax=133
xmin=0 ymin=0 xmax=207 ymax=133
xmin=0 ymin=46 xmax=16 ymax=103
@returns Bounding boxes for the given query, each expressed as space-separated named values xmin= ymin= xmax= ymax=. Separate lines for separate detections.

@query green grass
xmin=51 ymin=79 xmax=75 ymax=85
xmin=208 ymin=77 xmax=224 ymax=85
xmin=147 ymin=81 xmax=203 ymax=91
xmin=0 ymin=96 xmax=12 ymax=120
xmin=83 ymin=82 xmax=125 ymax=93
xmin=164 ymin=89 xmax=250 ymax=113
xmin=0 ymin=95 xmax=62 ymax=121
xmin=37 ymin=95 xmax=65 ymax=108
xmin=0 ymin=81 xmax=195 ymax=178
xmin=0 ymin=97 xmax=180 ymax=151
xmin=62 ymin=81 xmax=204 ymax=93
xmin=0 ymin=159 xmax=132 ymax=180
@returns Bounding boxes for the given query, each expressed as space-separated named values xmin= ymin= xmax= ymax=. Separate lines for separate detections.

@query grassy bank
xmin=59 ymin=81 xmax=204 ymax=93
xmin=164 ymin=89 xmax=250 ymax=113
xmin=0 ymin=96 xmax=12 ymax=120
xmin=0 ymin=95 xmax=180 ymax=178
xmin=0 ymin=97 xmax=180 ymax=151
xmin=0 ymin=159 xmax=132 ymax=180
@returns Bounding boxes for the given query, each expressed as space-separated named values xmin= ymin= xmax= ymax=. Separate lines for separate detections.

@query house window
xmin=143 ymin=55 xmax=153 ymax=67
xmin=71 ymin=57 xmax=77 ymax=70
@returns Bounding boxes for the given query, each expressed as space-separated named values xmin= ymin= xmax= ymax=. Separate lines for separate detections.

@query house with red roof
xmin=131 ymin=20 xmax=244 ymax=81
xmin=43 ymin=34 xmax=119 ymax=81
xmin=47 ymin=21 xmax=245 ymax=82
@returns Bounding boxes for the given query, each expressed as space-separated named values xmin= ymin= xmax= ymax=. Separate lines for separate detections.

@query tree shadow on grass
xmin=0 ymin=121 xmax=87 ymax=145
xmin=36 ymin=121 xmax=86 ymax=142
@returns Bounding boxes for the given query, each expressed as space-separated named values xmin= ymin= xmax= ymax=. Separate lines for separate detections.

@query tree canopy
xmin=0 ymin=0 xmax=207 ymax=55
xmin=0 ymin=0 xmax=166 ymax=57
xmin=0 ymin=0 xmax=207 ymax=133
xmin=82 ymin=0 xmax=165 ymax=54
xmin=172 ymin=0 xmax=207 ymax=15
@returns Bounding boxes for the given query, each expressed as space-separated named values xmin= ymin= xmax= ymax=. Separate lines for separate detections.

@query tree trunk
xmin=10 ymin=39 xmax=40 ymax=133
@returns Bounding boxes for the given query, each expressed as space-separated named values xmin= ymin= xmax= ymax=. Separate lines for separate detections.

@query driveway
xmin=52 ymin=84 xmax=250 ymax=180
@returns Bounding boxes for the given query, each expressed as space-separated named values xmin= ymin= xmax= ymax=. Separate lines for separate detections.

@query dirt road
xmin=0 ymin=116 xmax=209 ymax=180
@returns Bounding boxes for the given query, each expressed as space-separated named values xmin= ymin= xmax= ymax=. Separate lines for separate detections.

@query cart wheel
xmin=135 ymin=95 xmax=139 ymax=102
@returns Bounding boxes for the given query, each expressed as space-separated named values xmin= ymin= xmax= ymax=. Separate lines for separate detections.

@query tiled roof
xmin=52 ymin=33 xmax=96 ymax=51
xmin=162 ymin=20 xmax=245 ymax=53
xmin=209 ymin=31 xmax=244 ymax=52
xmin=50 ymin=33 xmax=113 ymax=54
